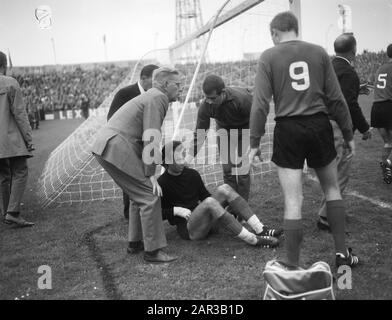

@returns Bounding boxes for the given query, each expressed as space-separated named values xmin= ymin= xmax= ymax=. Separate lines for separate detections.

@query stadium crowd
xmin=355 ymin=50 xmax=389 ymax=83
xmin=10 ymin=50 xmax=388 ymax=126
xmin=11 ymin=64 xmax=128 ymax=127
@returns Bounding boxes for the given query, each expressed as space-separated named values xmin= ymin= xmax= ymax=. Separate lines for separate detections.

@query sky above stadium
xmin=0 ymin=0 xmax=391 ymax=66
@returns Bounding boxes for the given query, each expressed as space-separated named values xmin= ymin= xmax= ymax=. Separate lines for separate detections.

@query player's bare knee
xmin=203 ymin=196 xmax=219 ymax=209
xmin=216 ymin=184 xmax=232 ymax=198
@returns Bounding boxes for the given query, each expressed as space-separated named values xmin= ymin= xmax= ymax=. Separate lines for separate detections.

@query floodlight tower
xmin=289 ymin=0 xmax=302 ymax=39
xmin=175 ymin=0 xmax=204 ymax=63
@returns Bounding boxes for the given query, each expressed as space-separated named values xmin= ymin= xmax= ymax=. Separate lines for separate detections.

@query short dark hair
xmin=334 ymin=33 xmax=357 ymax=54
xmin=161 ymin=140 xmax=183 ymax=167
xmin=0 ymin=51 xmax=7 ymax=69
xmin=202 ymin=74 xmax=225 ymax=95
xmin=387 ymin=44 xmax=392 ymax=58
xmin=270 ymin=11 xmax=299 ymax=36
xmin=140 ymin=64 xmax=159 ymax=78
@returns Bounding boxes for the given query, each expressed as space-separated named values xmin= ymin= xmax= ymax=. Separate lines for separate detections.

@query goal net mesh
xmin=37 ymin=0 xmax=288 ymax=207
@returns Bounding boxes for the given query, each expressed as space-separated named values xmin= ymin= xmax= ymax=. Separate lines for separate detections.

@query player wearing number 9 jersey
xmin=249 ymin=11 xmax=359 ymax=269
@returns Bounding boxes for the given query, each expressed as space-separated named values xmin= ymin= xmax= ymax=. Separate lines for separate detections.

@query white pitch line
xmin=306 ymin=174 xmax=392 ymax=210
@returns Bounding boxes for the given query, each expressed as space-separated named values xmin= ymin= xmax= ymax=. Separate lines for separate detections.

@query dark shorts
xmin=176 ymin=219 xmax=190 ymax=240
xmin=272 ymin=113 xmax=337 ymax=169
xmin=371 ymin=101 xmax=392 ymax=129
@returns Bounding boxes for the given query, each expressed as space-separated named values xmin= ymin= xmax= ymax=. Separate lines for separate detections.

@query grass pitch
xmin=0 ymin=94 xmax=391 ymax=300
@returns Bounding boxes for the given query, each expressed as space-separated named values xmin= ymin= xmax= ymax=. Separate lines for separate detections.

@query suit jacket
xmin=332 ymin=57 xmax=370 ymax=134
xmin=0 ymin=75 xmax=32 ymax=159
xmin=92 ymin=88 xmax=169 ymax=180
xmin=107 ymin=82 xmax=141 ymax=120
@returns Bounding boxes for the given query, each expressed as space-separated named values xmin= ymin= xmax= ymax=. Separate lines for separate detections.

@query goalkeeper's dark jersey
xmin=373 ymin=62 xmax=392 ymax=102
xmin=158 ymin=167 xmax=210 ymax=226
xmin=250 ymin=40 xmax=353 ymax=148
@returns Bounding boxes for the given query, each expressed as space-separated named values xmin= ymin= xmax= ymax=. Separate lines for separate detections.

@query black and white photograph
xmin=1 ymin=0 xmax=392 ymax=305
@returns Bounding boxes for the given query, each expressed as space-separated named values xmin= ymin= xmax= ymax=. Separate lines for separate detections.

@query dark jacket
xmin=192 ymin=86 xmax=252 ymax=156
xmin=332 ymin=57 xmax=370 ymax=134
xmin=107 ymin=82 xmax=141 ymax=120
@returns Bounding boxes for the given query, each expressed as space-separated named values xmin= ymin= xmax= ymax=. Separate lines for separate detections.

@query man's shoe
xmin=257 ymin=226 xmax=284 ymax=238
xmin=144 ymin=250 xmax=178 ymax=263
xmin=3 ymin=216 xmax=12 ymax=225
xmin=127 ymin=241 xmax=144 ymax=254
xmin=4 ymin=214 xmax=34 ymax=227
xmin=317 ymin=217 xmax=331 ymax=232
xmin=336 ymin=248 xmax=360 ymax=268
xmin=255 ymin=235 xmax=279 ymax=248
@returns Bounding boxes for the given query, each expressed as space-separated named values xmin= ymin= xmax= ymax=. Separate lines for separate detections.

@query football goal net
xmin=38 ymin=0 xmax=290 ymax=207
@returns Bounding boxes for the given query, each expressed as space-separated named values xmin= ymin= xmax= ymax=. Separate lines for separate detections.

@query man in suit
xmin=0 ymin=51 xmax=34 ymax=227
xmin=92 ymin=67 xmax=183 ymax=263
xmin=107 ymin=64 xmax=159 ymax=220
xmin=317 ymin=33 xmax=371 ymax=231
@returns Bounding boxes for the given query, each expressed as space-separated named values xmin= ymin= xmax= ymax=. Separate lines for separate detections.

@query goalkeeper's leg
xmin=214 ymin=184 xmax=283 ymax=237
xmin=188 ymin=197 xmax=278 ymax=247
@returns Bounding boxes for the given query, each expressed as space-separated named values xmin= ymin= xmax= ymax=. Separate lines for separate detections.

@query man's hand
xmin=173 ymin=207 xmax=192 ymax=220
xmin=149 ymin=176 xmax=162 ymax=197
xmin=362 ymin=129 xmax=372 ymax=141
xmin=248 ymin=147 xmax=262 ymax=168
xmin=345 ymin=139 xmax=356 ymax=160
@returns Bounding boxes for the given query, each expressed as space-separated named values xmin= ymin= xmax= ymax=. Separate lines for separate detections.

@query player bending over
xmin=249 ymin=12 xmax=359 ymax=268
xmin=371 ymin=44 xmax=392 ymax=184
xmin=158 ymin=141 xmax=282 ymax=248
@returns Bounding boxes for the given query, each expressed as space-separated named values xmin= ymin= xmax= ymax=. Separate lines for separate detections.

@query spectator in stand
xmin=80 ymin=94 xmax=90 ymax=119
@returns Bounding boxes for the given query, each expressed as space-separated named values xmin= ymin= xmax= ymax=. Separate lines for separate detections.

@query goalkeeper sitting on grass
xmin=157 ymin=140 xmax=282 ymax=248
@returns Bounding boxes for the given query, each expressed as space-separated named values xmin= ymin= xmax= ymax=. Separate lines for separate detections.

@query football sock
xmin=247 ymin=215 xmax=264 ymax=234
xmin=326 ymin=200 xmax=347 ymax=254
xmin=283 ymin=219 xmax=303 ymax=267
xmin=237 ymin=228 xmax=258 ymax=245
xmin=229 ymin=197 xmax=265 ymax=233
xmin=228 ymin=197 xmax=253 ymax=220
xmin=218 ymin=211 xmax=244 ymax=236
